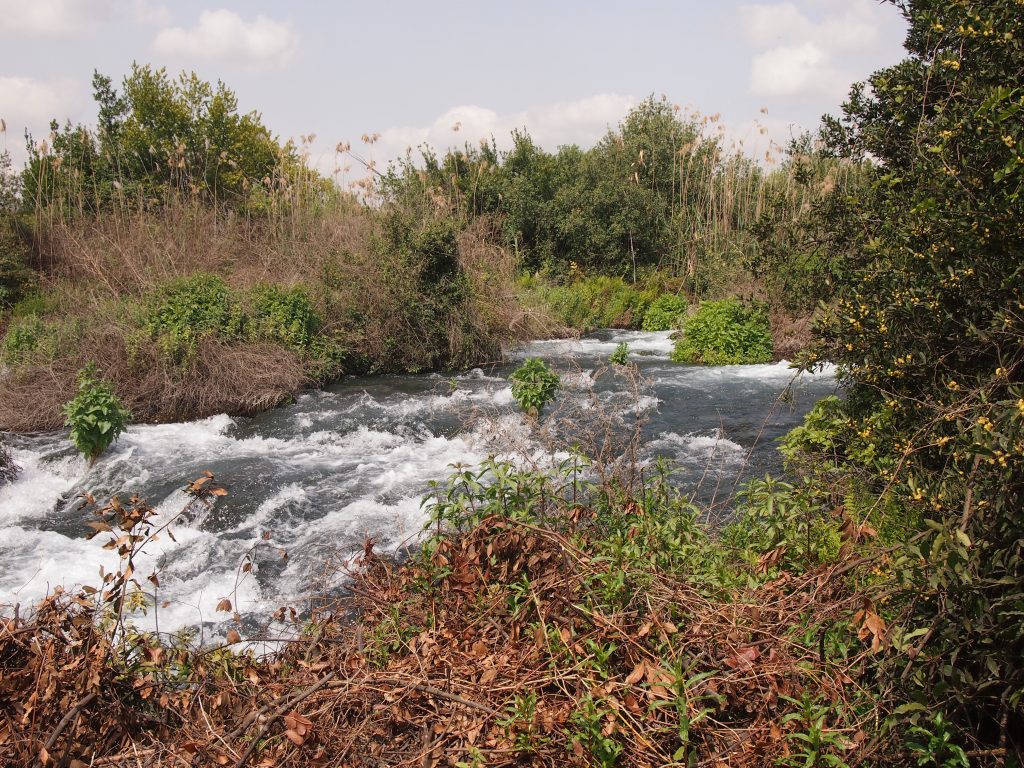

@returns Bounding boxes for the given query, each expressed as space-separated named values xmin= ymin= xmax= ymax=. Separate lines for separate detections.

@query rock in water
xmin=0 ymin=440 xmax=18 ymax=485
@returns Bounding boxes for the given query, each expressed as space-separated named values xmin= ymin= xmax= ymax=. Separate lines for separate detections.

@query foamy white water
xmin=0 ymin=330 xmax=836 ymax=635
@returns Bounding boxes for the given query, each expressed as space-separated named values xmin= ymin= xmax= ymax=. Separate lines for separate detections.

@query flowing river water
xmin=0 ymin=330 xmax=836 ymax=639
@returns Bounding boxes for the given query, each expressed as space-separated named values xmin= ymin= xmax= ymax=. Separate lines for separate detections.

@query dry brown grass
xmin=1 ymin=205 xmax=534 ymax=433
xmin=0 ymin=501 xmax=884 ymax=768
xmin=30 ymin=201 xmax=372 ymax=295
xmin=770 ymin=309 xmax=815 ymax=362
xmin=0 ymin=329 xmax=306 ymax=432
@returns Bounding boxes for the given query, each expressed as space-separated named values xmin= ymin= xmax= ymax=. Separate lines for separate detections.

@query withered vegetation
xmin=1 ymin=450 xmax=896 ymax=768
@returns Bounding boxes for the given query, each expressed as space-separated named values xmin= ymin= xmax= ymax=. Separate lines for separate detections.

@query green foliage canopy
xmin=798 ymin=0 xmax=1024 ymax=736
xmin=23 ymin=65 xmax=300 ymax=213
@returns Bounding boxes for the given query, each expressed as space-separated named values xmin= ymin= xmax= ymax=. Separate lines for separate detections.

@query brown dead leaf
xmin=723 ymin=645 xmax=760 ymax=671
xmin=625 ymin=661 xmax=646 ymax=685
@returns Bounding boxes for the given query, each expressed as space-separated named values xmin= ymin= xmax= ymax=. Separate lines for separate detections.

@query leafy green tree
xmin=749 ymin=134 xmax=873 ymax=313
xmin=800 ymin=0 xmax=1024 ymax=741
xmin=23 ymin=65 xmax=300 ymax=213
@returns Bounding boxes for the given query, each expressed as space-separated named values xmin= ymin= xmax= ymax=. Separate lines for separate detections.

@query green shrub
xmin=510 ymin=358 xmax=560 ymax=415
xmin=2 ymin=315 xmax=56 ymax=364
xmin=250 ymin=285 xmax=320 ymax=350
xmin=641 ymin=293 xmax=687 ymax=331
xmin=142 ymin=275 xmax=244 ymax=362
xmin=0 ymin=227 xmax=32 ymax=309
xmin=671 ymin=299 xmax=773 ymax=365
xmin=63 ymin=364 xmax=131 ymax=462
xmin=517 ymin=274 xmax=657 ymax=330
xmin=609 ymin=342 xmax=629 ymax=366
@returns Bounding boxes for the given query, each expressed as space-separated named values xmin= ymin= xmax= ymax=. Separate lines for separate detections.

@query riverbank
xmin=0 ymin=208 xmax=563 ymax=433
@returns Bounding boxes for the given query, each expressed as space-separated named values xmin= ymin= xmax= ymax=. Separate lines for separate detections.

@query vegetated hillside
xmin=0 ymin=64 xmax=861 ymax=434
xmin=0 ymin=66 xmax=548 ymax=433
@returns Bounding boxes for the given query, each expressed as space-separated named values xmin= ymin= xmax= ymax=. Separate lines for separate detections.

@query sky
xmin=0 ymin=0 xmax=909 ymax=182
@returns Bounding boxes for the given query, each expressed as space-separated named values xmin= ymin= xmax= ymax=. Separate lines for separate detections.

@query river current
xmin=0 ymin=330 xmax=835 ymax=638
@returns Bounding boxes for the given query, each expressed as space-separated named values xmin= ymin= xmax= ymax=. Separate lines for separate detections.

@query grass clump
xmin=671 ymin=298 xmax=773 ymax=365
xmin=63 ymin=363 xmax=131 ymax=462
xmin=641 ymin=293 xmax=687 ymax=331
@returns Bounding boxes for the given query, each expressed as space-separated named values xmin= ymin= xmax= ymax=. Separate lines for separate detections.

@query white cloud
xmin=740 ymin=1 xmax=893 ymax=101
xmin=740 ymin=2 xmax=879 ymax=53
xmin=153 ymin=10 xmax=299 ymax=69
xmin=0 ymin=0 xmax=107 ymax=37
xmin=750 ymin=42 xmax=846 ymax=98
xmin=0 ymin=77 xmax=83 ymax=166
xmin=133 ymin=0 xmax=172 ymax=26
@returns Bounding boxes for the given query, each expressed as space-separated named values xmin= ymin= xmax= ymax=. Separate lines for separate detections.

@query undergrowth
xmin=672 ymin=298 xmax=774 ymax=365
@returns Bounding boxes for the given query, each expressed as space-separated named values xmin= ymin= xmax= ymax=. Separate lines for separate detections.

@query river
xmin=0 ymin=330 xmax=835 ymax=639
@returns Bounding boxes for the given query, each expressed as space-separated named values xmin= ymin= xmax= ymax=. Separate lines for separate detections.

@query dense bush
xmin=0 ymin=315 xmax=65 ymax=364
xmin=641 ymin=293 xmax=687 ymax=331
xmin=517 ymin=274 xmax=658 ymax=330
xmin=63 ymin=364 xmax=131 ymax=462
xmin=142 ymin=275 xmax=244 ymax=362
xmin=250 ymin=285 xmax=320 ymax=350
xmin=791 ymin=0 xmax=1024 ymax=747
xmin=671 ymin=299 xmax=773 ymax=365
xmin=510 ymin=358 xmax=560 ymax=415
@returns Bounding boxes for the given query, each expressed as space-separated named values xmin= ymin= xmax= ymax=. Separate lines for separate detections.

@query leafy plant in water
xmin=509 ymin=357 xmax=560 ymax=416
xmin=671 ymin=298 xmax=772 ymax=365
xmin=63 ymin=363 xmax=132 ymax=462
xmin=609 ymin=341 xmax=629 ymax=366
